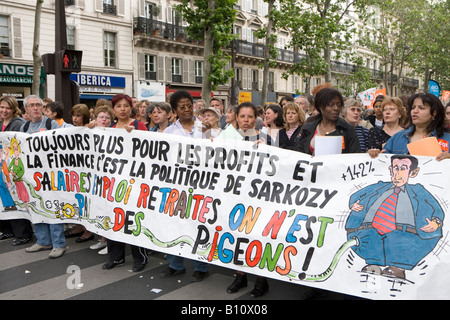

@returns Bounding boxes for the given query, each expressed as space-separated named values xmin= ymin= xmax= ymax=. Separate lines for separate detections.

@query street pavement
xmin=0 ymin=233 xmax=354 ymax=311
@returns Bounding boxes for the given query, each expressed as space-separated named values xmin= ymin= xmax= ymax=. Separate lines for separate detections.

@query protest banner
xmin=1 ymin=127 xmax=449 ymax=300
xmin=358 ymin=88 xmax=386 ymax=108
xmin=443 ymin=90 xmax=450 ymax=101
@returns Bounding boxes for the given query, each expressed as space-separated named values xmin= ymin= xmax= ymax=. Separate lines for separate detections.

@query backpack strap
xmin=23 ymin=118 xmax=53 ymax=132
xmin=23 ymin=121 xmax=31 ymax=132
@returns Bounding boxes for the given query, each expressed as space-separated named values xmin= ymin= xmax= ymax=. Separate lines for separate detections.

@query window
xmin=251 ymin=0 xmax=258 ymax=13
xmin=293 ymin=75 xmax=299 ymax=92
xmin=145 ymin=2 xmax=159 ymax=19
xmin=233 ymin=25 xmax=241 ymax=39
xmin=235 ymin=67 xmax=242 ymax=89
xmin=195 ymin=61 xmax=203 ymax=84
xmin=103 ymin=0 xmax=117 ymax=15
xmin=104 ymin=32 xmax=116 ymax=67
xmin=251 ymin=69 xmax=258 ymax=90
xmin=172 ymin=58 xmax=181 ymax=82
xmin=0 ymin=16 xmax=10 ymax=57
xmin=145 ymin=54 xmax=156 ymax=80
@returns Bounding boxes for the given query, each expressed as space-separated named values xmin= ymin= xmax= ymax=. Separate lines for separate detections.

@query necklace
xmin=319 ymin=121 xmax=335 ymax=135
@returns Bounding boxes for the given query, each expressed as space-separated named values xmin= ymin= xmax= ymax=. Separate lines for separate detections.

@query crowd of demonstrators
xmin=0 ymin=86 xmax=449 ymax=298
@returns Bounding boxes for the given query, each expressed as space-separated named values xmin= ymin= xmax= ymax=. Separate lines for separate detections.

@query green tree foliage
xmin=359 ymin=0 xmax=449 ymax=94
xmin=177 ymin=0 xmax=237 ymax=100
xmin=276 ymin=0 xmax=376 ymax=94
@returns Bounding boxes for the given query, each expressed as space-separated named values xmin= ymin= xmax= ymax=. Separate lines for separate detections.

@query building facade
xmin=0 ymin=0 xmax=134 ymax=107
xmin=0 ymin=0 xmax=419 ymax=109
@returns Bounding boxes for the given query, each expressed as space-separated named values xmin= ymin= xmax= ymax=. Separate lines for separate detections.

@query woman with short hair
xmin=296 ymin=88 xmax=361 ymax=155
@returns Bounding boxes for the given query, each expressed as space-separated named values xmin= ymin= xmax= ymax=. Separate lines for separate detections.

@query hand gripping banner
xmin=1 ymin=127 xmax=449 ymax=300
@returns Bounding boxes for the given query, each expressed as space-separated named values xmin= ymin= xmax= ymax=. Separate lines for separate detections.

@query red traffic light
xmin=59 ymin=49 xmax=82 ymax=73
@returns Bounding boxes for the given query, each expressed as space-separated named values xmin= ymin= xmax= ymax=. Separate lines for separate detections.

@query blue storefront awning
xmin=80 ymin=94 xmax=115 ymax=100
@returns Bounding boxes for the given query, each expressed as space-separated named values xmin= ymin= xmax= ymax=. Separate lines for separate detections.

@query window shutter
xmin=117 ymin=0 xmax=125 ymax=16
xmin=12 ymin=17 xmax=22 ymax=59
xmin=273 ymin=71 xmax=278 ymax=92
xmin=242 ymin=67 xmax=248 ymax=90
xmin=157 ymin=56 xmax=165 ymax=81
xmin=95 ymin=0 xmax=103 ymax=12
xmin=167 ymin=7 xmax=173 ymax=23
xmin=259 ymin=70 xmax=262 ymax=90
xmin=188 ymin=59 xmax=194 ymax=84
xmin=138 ymin=53 xmax=145 ymax=80
xmin=77 ymin=0 xmax=85 ymax=9
xmin=165 ymin=57 xmax=171 ymax=82
xmin=183 ymin=59 xmax=188 ymax=83
xmin=138 ymin=0 xmax=145 ymax=17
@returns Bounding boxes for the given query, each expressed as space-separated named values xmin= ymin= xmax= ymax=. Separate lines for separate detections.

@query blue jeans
xmin=166 ymin=254 xmax=209 ymax=272
xmin=34 ymin=223 xmax=66 ymax=248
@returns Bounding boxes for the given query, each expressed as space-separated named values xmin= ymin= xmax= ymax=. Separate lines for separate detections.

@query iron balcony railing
xmin=134 ymin=17 xmax=186 ymax=41
xmin=133 ymin=17 xmax=418 ymax=85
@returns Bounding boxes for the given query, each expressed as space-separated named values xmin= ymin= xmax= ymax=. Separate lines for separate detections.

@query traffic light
xmin=59 ymin=49 xmax=82 ymax=73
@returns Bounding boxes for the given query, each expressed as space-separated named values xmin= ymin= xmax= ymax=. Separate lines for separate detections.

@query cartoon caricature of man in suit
xmin=345 ymin=155 xmax=444 ymax=279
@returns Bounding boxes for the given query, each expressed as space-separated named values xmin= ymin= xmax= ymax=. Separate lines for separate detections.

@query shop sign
xmin=0 ymin=63 xmax=33 ymax=84
xmin=70 ymin=74 xmax=126 ymax=88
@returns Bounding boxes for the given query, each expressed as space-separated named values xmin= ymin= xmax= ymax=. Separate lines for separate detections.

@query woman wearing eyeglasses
xmin=161 ymin=91 xmax=208 ymax=282
xmin=163 ymin=91 xmax=205 ymax=138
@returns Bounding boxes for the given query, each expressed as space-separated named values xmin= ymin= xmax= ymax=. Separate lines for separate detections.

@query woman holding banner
xmin=369 ymin=92 xmax=450 ymax=161
xmin=295 ymin=88 xmax=361 ymax=155
xmin=111 ymin=94 xmax=148 ymax=131
xmin=0 ymin=96 xmax=32 ymax=246
xmin=226 ymin=102 xmax=270 ymax=297
xmin=102 ymin=94 xmax=149 ymax=272
xmin=161 ymin=90 xmax=210 ymax=282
